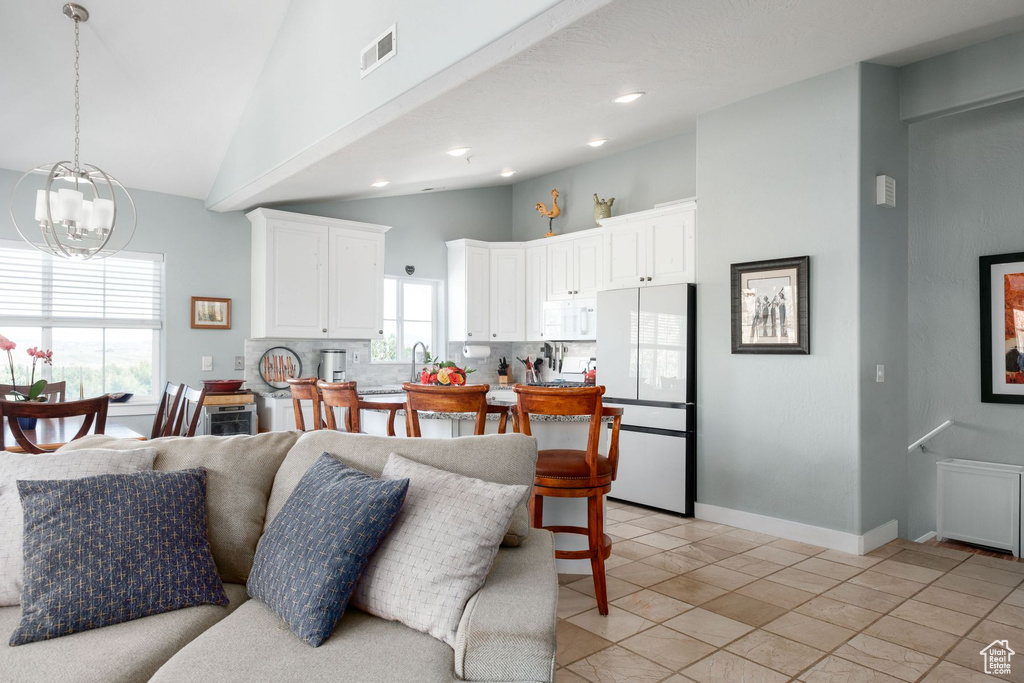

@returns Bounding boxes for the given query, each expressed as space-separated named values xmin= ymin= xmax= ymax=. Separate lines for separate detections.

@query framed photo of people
xmin=980 ymin=251 xmax=1024 ymax=404
xmin=731 ymin=256 xmax=809 ymax=354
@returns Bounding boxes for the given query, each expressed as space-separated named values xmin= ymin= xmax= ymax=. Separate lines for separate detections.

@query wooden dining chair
xmin=286 ymin=377 xmax=324 ymax=431
xmin=513 ymin=385 xmax=623 ymax=615
xmin=317 ymin=381 xmax=404 ymax=436
xmin=401 ymin=383 xmax=509 ymax=437
xmin=0 ymin=396 xmax=109 ymax=454
xmin=151 ymin=381 xmax=184 ymax=438
xmin=0 ymin=381 xmax=67 ymax=403
xmin=171 ymin=385 xmax=207 ymax=437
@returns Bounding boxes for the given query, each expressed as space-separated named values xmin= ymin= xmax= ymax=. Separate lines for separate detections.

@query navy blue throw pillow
xmin=11 ymin=468 xmax=228 ymax=646
xmin=247 ymin=453 xmax=408 ymax=647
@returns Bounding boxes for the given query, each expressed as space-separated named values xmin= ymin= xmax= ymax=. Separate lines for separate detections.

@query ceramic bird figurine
xmin=535 ymin=189 xmax=561 ymax=219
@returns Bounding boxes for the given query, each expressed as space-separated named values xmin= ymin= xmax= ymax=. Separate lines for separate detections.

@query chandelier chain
xmin=73 ymin=16 xmax=81 ymax=172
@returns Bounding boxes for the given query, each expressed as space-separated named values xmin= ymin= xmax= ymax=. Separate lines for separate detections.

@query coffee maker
xmin=318 ymin=349 xmax=347 ymax=382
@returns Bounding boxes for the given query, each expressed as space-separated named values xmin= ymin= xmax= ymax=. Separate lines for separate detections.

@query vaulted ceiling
xmin=3 ymin=0 xmax=1024 ymax=211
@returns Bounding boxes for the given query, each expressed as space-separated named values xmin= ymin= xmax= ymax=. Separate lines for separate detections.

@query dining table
xmin=2 ymin=416 xmax=145 ymax=453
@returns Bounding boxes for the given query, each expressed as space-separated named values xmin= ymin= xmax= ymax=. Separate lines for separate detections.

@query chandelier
xmin=8 ymin=3 xmax=136 ymax=260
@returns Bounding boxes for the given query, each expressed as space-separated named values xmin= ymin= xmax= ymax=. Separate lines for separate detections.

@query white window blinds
xmin=0 ymin=241 xmax=163 ymax=329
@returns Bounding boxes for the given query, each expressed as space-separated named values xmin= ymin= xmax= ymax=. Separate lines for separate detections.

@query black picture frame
xmin=980 ymin=251 xmax=1024 ymax=404
xmin=731 ymin=256 xmax=810 ymax=355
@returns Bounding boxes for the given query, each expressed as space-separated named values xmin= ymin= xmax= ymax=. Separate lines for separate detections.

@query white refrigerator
xmin=596 ymin=283 xmax=695 ymax=515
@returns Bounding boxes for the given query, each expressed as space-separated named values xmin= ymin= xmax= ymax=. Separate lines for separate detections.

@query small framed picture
xmin=190 ymin=296 xmax=232 ymax=330
xmin=980 ymin=251 xmax=1024 ymax=404
xmin=731 ymin=256 xmax=809 ymax=354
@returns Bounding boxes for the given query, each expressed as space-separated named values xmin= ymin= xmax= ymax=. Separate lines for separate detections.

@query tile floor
xmin=555 ymin=500 xmax=1024 ymax=682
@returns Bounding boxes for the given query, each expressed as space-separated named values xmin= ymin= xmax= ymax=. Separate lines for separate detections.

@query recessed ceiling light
xmin=614 ymin=92 xmax=645 ymax=104
xmin=447 ymin=147 xmax=471 ymax=157
xmin=500 ymin=170 xmax=516 ymax=178
xmin=371 ymin=180 xmax=390 ymax=188
xmin=587 ymin=139 xmax=608 ymax=147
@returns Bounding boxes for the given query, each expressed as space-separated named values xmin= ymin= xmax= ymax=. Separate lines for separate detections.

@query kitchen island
xmin=255 ymin=384 xmax=617 ymax=572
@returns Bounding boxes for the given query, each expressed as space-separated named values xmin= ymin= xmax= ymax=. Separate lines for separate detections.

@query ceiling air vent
xmin=360 ymin=24 xmax=396 ymax=79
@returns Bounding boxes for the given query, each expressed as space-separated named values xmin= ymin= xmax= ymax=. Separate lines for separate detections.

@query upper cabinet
xmin=489 ymin=247 xmax=526 ymax=341
xmin=248 ymin=208 xmax=389 ymax=339
xmin=546 ymin=234 xmax=604 ymax=301
xmin=600 ymin=201 xmax=696 ymax=290
xmin=447 ymin=240 xmax=491 ymax=341
xmin=525 ymin=245 xmax=547 ymax=341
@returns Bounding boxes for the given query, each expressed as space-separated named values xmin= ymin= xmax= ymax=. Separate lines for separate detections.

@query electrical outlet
xmin=234 ymin=356 xmax=245 ymax=371
xmin=352 ymin=351 xmax=361 ymax=364
xmin=202 ymin=356 xmax=213 ymax=372
xmin=876 ymin=364 xmax=885 ymax=383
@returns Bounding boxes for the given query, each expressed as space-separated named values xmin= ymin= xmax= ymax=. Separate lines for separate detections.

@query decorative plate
xmin=259 ymin=347 xmax=302 ymax=390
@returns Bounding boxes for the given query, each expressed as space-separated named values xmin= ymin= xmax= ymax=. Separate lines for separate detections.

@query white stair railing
xmin=908 ymin=420 xmax=954 ymax=453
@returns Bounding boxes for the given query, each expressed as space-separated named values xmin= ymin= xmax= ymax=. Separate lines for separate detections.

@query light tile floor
xmin=555 ymin=500 xmax=1024 ymax=682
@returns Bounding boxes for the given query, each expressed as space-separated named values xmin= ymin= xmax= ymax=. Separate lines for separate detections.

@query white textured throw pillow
xmin=351 ymin=453 xmax=529 ymax=646
xmin=0 ymin=447 xmax=158 ymax=606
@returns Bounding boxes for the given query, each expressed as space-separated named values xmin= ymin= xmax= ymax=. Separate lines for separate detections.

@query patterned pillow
xmin=10 ymin=468 xmax=228 ymax=646
xmin=0 ymin=447 xmax=158 ymax=606
xmin=351 ymin=453 xmax=529 ymax=646
xmin=247 ymin=454 xmax=409 ymax=647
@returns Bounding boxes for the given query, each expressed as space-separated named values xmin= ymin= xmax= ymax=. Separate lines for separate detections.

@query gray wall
xmin=900 ymin=29 xmax=1024 ymax=123
xmin=0 ymin=167 xmax=251 ymax=433
xmin=278 ymin=186 xmax=513 ymax=281
xmin=857 ymin=64 xmax=909 ymax=534
xmin=696 ymin=66 xmax=864 ymax=534
xmin=510 ymin=133 xmax=696 ymax=241
xmin=906 ymin=97 xmax=1024 ymax=540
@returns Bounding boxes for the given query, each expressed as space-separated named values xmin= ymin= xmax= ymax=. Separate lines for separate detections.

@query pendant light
xmin=8 ymin=3 xmax=136 ymax=260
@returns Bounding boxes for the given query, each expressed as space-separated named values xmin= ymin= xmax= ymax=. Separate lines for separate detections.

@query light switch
xmin=234 ymin=356 xmax=245 ymax=371
xmin=876 ymin=364 xmax=885 ymax=383
xmin=352 ymin=351 xmax=361 ymax=364
xmin=202 ymin=356 xmax=213 ymax=372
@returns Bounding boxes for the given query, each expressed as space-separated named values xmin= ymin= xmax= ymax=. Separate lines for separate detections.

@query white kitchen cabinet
xmin=601 ymin=201 xmax=696 ymax=290
xmin=447 ymin=240 xmax=490 ymax=341
xmin=546 ymin=235 xmax=604 ymax=300
xmin=525 ymin=245 xmax=547 ymax=340
xmin=489 ymin=247 xmax=526 ymax=341
xmin=248 ymin=208 xmax=390 ymax=339
xmin=328 ymin=226 xmax=386 ymax=339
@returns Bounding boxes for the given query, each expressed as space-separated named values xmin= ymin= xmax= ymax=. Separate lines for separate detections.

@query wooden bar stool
xmin=286 ymin=377 xmax=324 ymax=431
xmin=513 ymin=385 xmax=623 ymax=615
xmin=401 ymin=383 xmax=510 ymax=436
xmin=317 ymin=381 xmax=404 ymax=436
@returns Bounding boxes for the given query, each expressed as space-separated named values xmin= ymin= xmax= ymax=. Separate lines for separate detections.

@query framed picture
xmin=731 ymin=256 xmax=809 ymax=354
xmin=980 ymin=251 xmax=1024 ymax=404
xmin=190 ymin=296 xmax=232 ymax=330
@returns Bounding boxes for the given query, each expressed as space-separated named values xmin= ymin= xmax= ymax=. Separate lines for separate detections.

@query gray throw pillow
xmin=11 ymin=468 xmax=229 ymax=646
xmin=0 ymin=447 xmax=157 ymax=606
xmin=351 ymin=453 xmax=528 ymax=646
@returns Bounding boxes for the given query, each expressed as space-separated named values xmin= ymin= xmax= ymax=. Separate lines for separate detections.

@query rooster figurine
xmin=535 ymin=189 xmax=561 ymax=237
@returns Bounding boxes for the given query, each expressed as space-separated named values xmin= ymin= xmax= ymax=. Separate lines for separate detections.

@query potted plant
xmin=2 ymin=334 xmax=54 ymax=431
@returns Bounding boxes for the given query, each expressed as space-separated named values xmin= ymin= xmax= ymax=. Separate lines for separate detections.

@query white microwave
xmin=542 ymin=299 xmax=597 ymax=340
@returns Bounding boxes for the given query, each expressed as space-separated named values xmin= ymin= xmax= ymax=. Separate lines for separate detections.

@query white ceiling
xmin=0 ymin=0 xmax=288 ymax=199
xmin=3 ymin=0 xmax=1024 ymax=208
xmin=238 ymin=0 xmax=1024 ymax=209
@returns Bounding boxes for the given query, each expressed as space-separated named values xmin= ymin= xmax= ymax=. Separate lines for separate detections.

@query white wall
xmin=906 ymin=97 xmax=1024 ymax=540
xmin=510 ymin=133 xmax=696 ymax=240
xmin=696 ymin=66 xmax=864 ymax=534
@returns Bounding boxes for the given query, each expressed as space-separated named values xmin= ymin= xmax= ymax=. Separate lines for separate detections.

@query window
xmin=0 ymin=240 xmax=163 ymax=402
xmin=371 ymin=277 xmax=439 ymax=362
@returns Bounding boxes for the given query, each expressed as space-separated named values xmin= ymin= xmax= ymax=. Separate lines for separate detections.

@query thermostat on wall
xmin=876 ymin=175 xmax=896 ymax=209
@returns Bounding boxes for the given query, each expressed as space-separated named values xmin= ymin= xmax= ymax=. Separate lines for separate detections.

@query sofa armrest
xmin=454 ymin=530 xmax=557 ymax=682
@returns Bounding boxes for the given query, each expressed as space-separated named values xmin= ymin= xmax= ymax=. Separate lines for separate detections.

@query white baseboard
xmin=915 ymin=532 xmax=937 ymax=543
xmin=694 ymin=503 xmax=898 ymax=555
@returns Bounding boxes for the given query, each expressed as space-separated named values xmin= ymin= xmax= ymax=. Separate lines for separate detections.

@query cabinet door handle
xmin=567 ymin=290 xmax=572 ymax=295
xmin=492 ymin=333 xmax=497 ymax=337
xmin=639 ymin=277 xmax=644 ymax=282
xmin=646 ymin=276 xmax=652 ymax=281
xmin=468 ymin=332 xmax=473 ymax=336
xmin=322 ymin=328 xmax=327 ymax=333
xmin=378 ymin=330 xmax=383 ymax=334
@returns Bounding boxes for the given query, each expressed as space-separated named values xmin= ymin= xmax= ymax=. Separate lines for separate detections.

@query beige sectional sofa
xmin=1 ymin=430 xmax=558 ymax=683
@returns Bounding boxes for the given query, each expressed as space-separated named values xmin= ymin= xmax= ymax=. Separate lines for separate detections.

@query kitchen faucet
xmin=411 ymin=342 xmax=428 ymax=382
